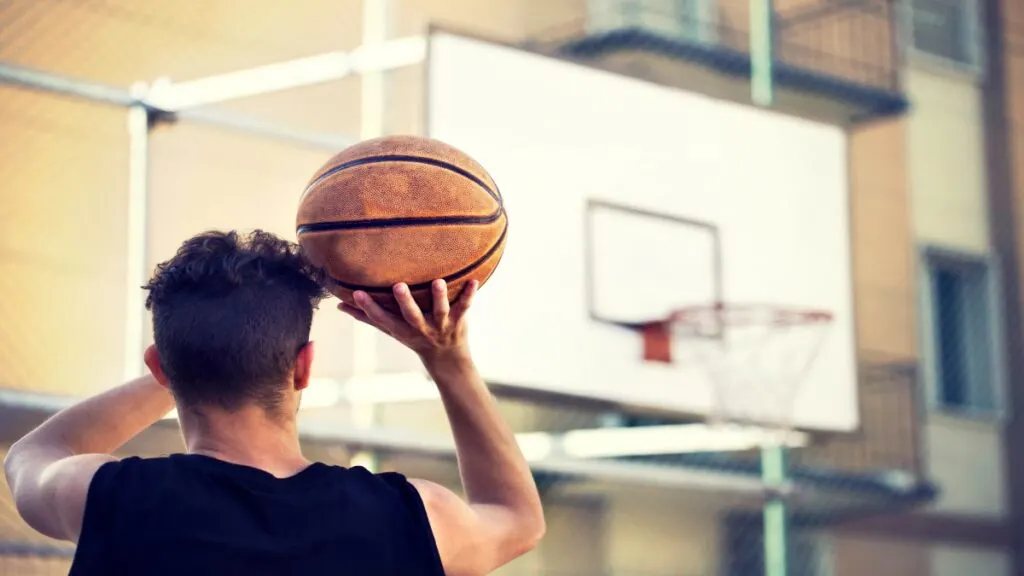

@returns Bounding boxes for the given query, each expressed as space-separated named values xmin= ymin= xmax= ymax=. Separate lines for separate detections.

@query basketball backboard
xmin=425 ymin=32 xmax=859 ymax=433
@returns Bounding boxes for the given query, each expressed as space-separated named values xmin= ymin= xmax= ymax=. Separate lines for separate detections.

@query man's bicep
xmin=408 ymin=478 xmax=522 ymax=576
xmin=6 ymin=449 xmax=116 ymax=543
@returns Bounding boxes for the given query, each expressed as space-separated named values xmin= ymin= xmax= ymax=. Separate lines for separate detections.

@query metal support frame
xmin=762 ymin=444 xmax=789 ymax=576
xmin=123 ymin=83 xmax=151 ymax=381
xmin=0 ymin=62 xmax=138 ymax=107
xmin=0 ymin=62 xmax=383 ymax=147
xmin=750 ymin=0 xmax=785 ymax=572
xmin=0 ymin=541 xmax=75 ymax=559
xmin=146 ymin=36 xmax=426 ymax=112
xmin=347 ymin=0 xmax=392 ymax=474
xmin=1 ymin=386 xmax=794 ymax=496
xmin=750 ymin=0 xmax=776 ymax=107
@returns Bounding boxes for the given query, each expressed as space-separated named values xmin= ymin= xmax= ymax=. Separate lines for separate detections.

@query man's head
xmin=142 ymin=230 xmax=327 ymax=415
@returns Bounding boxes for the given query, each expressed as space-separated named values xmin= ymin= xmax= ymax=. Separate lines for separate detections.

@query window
xmin=920 ymin=247 xmax=1004 ymax=417
xmin=906 ymin=0 xmax=983 ymax=71
xmin=587 ymin=0 xmax=718 ymax=44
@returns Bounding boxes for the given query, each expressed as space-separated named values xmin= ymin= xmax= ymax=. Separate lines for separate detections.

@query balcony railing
xmin=615 ymin=355 xmax=923 ymax=481
xmin=778 ymin=0 xmax=901 ymax=90
xmin=528 ymin=0 xmax=907 ymax=119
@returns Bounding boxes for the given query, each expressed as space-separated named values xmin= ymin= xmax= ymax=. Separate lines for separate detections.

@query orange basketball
xmin=296 ymin=135 xmax=507 ymax=312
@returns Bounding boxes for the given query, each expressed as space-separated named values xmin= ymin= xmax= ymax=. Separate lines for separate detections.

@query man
xmin=3 ymin=230 xmax=545 ymax=575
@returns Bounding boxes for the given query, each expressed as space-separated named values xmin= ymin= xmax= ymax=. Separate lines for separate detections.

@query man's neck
xmin=179 ymin=404 xmax=310 ymax=478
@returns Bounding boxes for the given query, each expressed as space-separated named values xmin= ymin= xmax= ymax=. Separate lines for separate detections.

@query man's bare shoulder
xmin=407 ymin=477 xmax=540 ymax=576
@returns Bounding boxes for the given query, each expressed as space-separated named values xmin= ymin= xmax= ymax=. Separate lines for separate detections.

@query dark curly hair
xmin=143 ymin=230 xmax=328 ymax=413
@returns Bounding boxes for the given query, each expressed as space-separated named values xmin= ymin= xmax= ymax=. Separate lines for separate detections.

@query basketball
xmin=296 ymin=135 xmax=507 ymax=312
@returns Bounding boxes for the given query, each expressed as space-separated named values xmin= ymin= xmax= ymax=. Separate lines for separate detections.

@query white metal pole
xmin=145 ymin=36 xmax=425 ymax=112
xmin=123 ymin=83 xmax=151 ymax=382
xmin=0 ymin=63 xmax=137 ymax=107
xmin=360 ymin=0 xmax=389 ymax=141
xmin=349 ymin=0 xmax=391 ymax=473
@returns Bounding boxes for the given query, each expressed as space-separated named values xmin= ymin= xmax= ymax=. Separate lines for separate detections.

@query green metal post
xmin=753 ymin=0 xmax=781 ymax=564
xmin=749 ymin=0 xmax=775 ymax=107
xmin=761 ymin=444 xmax=788 ymax=576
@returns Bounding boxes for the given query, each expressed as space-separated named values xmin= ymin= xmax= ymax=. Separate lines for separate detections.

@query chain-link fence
xmin=1 ymin=1 xmax=1017 ymax=575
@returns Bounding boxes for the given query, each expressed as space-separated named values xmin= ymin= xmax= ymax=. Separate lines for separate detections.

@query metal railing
xmin=529 ymin=0 xmax=902 ymax=94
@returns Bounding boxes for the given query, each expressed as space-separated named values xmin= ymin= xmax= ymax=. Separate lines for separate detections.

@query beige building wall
xmin=833 ymin=119 xmax=922 ymax=473
xmin=833 ymin=534 xmax=929 ymax=576
xmin=929 ymin=544 xmax=1012 ymax=576
xmin=925 ymin=415 xmax=1008 ymax=517
xmin=0 ymin=88 xmax=130 ymax=396
xmin=490 ymin=495 xmax=720 ymax=576
xmin=849 ymin=121 xmax=917 ymax=361
xmin=906 ymin=70 xmax=990 ymax=252
xmin=903 ymin=67 xmax=1009 ymax=520
xmin=605 ymin=494 xmax=720 ymax=576
xmin=1 ymin=1 xmax=365 ymax=87
xmin=537 ymin=498 xmax=606 ymax=575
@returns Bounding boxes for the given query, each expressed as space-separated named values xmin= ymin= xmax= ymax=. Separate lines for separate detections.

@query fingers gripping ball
xmin=339 ymin=279 xmax=478 ymax=358
xmin=296 ymin=135 xmax=507 ymax=312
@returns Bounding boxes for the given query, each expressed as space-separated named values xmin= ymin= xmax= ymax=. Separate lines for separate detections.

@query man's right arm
xmin=340 ymin=281 xmax=545 ymax=576
xmin=412 ymin=353 xmax=545 ymax=576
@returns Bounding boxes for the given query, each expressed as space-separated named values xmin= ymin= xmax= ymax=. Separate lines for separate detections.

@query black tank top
xmin=68 ymin=454 xmax=445 ymax=575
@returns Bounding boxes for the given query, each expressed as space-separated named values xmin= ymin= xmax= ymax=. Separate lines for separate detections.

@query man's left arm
xmin=3 ymin=375 xmax=175 ymax=542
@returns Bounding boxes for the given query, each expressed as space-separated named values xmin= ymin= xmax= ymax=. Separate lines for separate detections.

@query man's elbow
xmin=507 ymin=509 xmax=546 ymax=557
xmin=3 ymin=442 xmax=24 ymax=491
xmin=2 ymin=446 xmax=38 ymax=534
xmin=3 ymin=440 xmax=68 ymax=511
xmin=524 ymin=516 xmax=546 ymax=552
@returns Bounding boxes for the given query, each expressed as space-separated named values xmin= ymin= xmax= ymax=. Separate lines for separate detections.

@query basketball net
xmin=646 ymin=303 xmax=833 ymax=448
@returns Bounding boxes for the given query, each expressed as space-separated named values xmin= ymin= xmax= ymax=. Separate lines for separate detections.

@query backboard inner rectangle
xmin=586 ymin=200 xmax=721 ymax=326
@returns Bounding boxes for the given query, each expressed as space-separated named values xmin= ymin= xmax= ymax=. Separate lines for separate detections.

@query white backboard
xmin=426 ymin=32 xmax=858 ymax=432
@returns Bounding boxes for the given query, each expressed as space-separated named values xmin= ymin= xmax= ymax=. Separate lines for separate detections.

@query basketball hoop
xmin=640 ymin=303 xmax=833 ymax=445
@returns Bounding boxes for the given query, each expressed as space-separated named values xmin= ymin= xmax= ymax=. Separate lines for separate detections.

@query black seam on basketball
xmin=326 ymin=216 xmax=508 ymax=293
xmin=302 ymin=154 xmax=500 ymax=204
xmin=296 ymin=208 xmax=502 ymax=234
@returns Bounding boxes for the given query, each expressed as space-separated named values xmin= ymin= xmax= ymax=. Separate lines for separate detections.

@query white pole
xmin=0 ymin=63 xmax=136 ymax=107
xmin=145 ymin=36 xmax=425 ymax=112
xmin=360 ymin=0 xmax=389 ymax=141
xmin=123 ymin=83 xmax=150 ymax=382
xmin=349 ymin=0 xmax=391 ymax=473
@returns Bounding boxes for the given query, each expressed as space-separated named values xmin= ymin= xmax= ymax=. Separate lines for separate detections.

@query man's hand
xmin=338 ymin=279 xmax=477 ymax=362
xmin=338 ymin=279 xmax=545 ymax=575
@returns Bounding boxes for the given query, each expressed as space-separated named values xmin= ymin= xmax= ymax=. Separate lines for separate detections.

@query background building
xmin=0 ymin=0 xmax=1021 ymax=574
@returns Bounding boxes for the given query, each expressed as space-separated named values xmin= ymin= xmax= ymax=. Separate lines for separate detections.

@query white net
xmin=667 ymin=304 xmax=833 ymax=442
